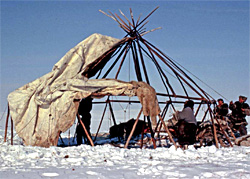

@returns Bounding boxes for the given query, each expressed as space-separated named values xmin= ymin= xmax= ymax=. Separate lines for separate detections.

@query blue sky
xmin=1 ymin=1 xmax=249 ymax=114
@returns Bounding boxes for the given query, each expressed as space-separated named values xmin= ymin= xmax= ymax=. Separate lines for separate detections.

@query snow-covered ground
xmin=1 ymin=127 xmax=250 ymax=179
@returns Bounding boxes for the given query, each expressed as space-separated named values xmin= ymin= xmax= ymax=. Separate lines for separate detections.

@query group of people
xmin=215 ymin=95 xmax=249 ymax=136
xmin=175 ymin=95 xmax=249 ymax=146
xmin=76 ymin=95 xmax=249 ymax=146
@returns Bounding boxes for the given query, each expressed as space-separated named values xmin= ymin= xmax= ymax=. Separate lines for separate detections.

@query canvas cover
xmin=8 ymin=33 xmax=160 ymax=147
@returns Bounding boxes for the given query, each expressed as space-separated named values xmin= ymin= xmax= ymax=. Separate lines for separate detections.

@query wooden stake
xmin=77 ymin=113 xmax=94 ymax=147
xmin=227 ymin=125 xmax=237 ymax=141
xmin=108 ymin=101 xmax=117 ymax=126
xmin=130 ymin=8 xmax=135 ymax=27
xmin=140 ymin=27 xmax=162 ymax=36
xmin=94 ymin=100 xmax=108 ymax=141
xmin=108 ymin=10 xmax=130 ymax=32
xmin=102 ymin=42 xmax=130 ymax=79
xmin=195 ymin=101 xmax=202 ymax=117
xmin=214 ymin=117 xmax=233 ymax=147
xmin=158 ymin=114 xmax=177 ymax=149
xmin=131 ymin=41 xmax=142 ymax=81
xmin=136 ymin=6 xmax=159 ymax=27
xmin=125 ymin=108 xmax=143 ymax=148
xmin=208 ymin=106 xmax=219 ymax=148
xmin=115 ymin=13 xmax=131 ymax=30
xmin=4 ymin=105 xmax=10 ymax=142
xmin=99 ymin=10 xmax=129 ymax=33
xmin=136 ymin=40 xmax=150 ymax=84
xmin=144 ymin=39 xmax=212 ymax=100
xmin=146 ymin=116 xmax=157 ymax=149
xmin=119 ymin=9 xmax=134 ymax=28
xmin=139 ymin=42 xmax=176 ymax=96
xmin=115 ymin=43 xmax=131 ymax=79
xmin=11 ymin=117 xmax=13 ymax=145
xmin=156 ymin=103 xmax=169 ymax=138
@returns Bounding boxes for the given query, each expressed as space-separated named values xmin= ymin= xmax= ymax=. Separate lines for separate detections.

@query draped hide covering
xmin=8 ymin=33 xmax=160 ymax=147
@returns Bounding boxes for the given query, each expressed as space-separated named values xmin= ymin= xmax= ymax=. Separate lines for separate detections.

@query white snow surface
xmin=1 ymin=129 xmax=250 ymax=179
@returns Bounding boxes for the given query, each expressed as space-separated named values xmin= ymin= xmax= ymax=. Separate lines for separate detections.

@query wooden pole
xmin=175 ymin=74 xmax=189 ymax=98
xmin=115 ymin=13 xmax=131 ymax=30
xmin=195 ymin=101 xmax=203 ymax=117
xmin=136 ymin=6 xmax=159 ymax=28
xmin=129 ymin=8 xmax=136 ymax=28
xmin=94 ymin=101 xmax=108 ymax=141
xmin=213 ymin=117 xmax=233 ymax=147
xmin=156 ymin=93 xmax=204 ymax=100
xmin=131 ymin=41 xmax=142 ymax=81
xmin=108 ymin=10 xmax=130 ymax=32
xmin=156 ymin=103 xmax=169 ymax=138
xmin=208 ymin=105 xmax=219 ymax=148
xmin=201 ymin=107 xmax=209 ymax=122
xmin=11 ymin=117 xmax=13 ymax=145
xmin=115 ymin=43 xmax=131 ymax=79
xmin=119 ymin=9 xmax=134 ymax=28
xmin=102 ymin=43 xmax=130 ymax=79
xmin=99 ymin=10 xmax=130 ymax=33
xmin=226 ymin=125 xmax=237 ymax=141
xmin=4 ymin=105 xmax=10 ymax=142
xmin=108 ymin=100 xmax=117 ymax=126
xmin=158 ymin=114 xmax=177 ymax=149
xmin=136 ymin=40 xmax=150 ymax=84
xmin=145 ymin=41 xmax=205 ymax=99
xmin=125 ymin=108 xmax=143 ymax=148
xmin=92 ymin=98 xmax=206 ymax=105
xmin=77 ymin=113 xmax=94 ymax=147
xmin=147 ymin=116 xmax=157 ymax=149
xmin=140 ymin=44 xmax=176 ymax=96
xmin=144 ymin=39 xmax=212 ymax=100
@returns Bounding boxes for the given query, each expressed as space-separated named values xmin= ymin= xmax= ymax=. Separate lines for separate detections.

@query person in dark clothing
xmin=214 ymin=98 xmax=229 ymax=118
xmin=76 ymin=97 xmax=93 ymax=145
xmin=229 ymin=95 xmax=249 ymax=136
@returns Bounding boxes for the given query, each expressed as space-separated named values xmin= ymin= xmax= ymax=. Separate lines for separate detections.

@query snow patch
xmin=42 ymin=172 xmax=59 ymax=177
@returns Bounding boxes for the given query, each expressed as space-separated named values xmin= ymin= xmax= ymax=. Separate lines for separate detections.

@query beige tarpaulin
xmin=8 ymin=33 xmax=160 ymax=147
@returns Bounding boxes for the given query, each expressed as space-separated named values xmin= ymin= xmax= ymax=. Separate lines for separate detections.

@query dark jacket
xmin=229 ymin=101 xmax=249 ymax=118
xmin=215 ymin=103 xmax=228 ymax=117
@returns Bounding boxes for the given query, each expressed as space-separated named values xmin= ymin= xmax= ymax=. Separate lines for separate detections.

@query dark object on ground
xmin=109 ymin=119 xmax=148 ymax=140
xmin=109 ymin=123 xmax=126 ymax=140
xmin=177 ymin=120 xmax=197 ymax=146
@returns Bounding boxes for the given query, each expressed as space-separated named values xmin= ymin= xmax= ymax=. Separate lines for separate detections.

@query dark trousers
xmin=76 ymin=114 xmax=91 ymax=145
xmin=177 ymin=120 xmax=197 ymax=145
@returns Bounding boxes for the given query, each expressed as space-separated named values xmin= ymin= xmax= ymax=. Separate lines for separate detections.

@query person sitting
xmin=229 ymin=95 xmax=249 ymax=136
xmin=214 ymin=98 xmax=229 ymax=119
xmin=176 ymin=100 xmax=197 ymax=145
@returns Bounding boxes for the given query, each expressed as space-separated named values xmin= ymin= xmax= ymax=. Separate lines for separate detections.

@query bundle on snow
xmin=109 ymin=119 xmax=148 ymax=140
